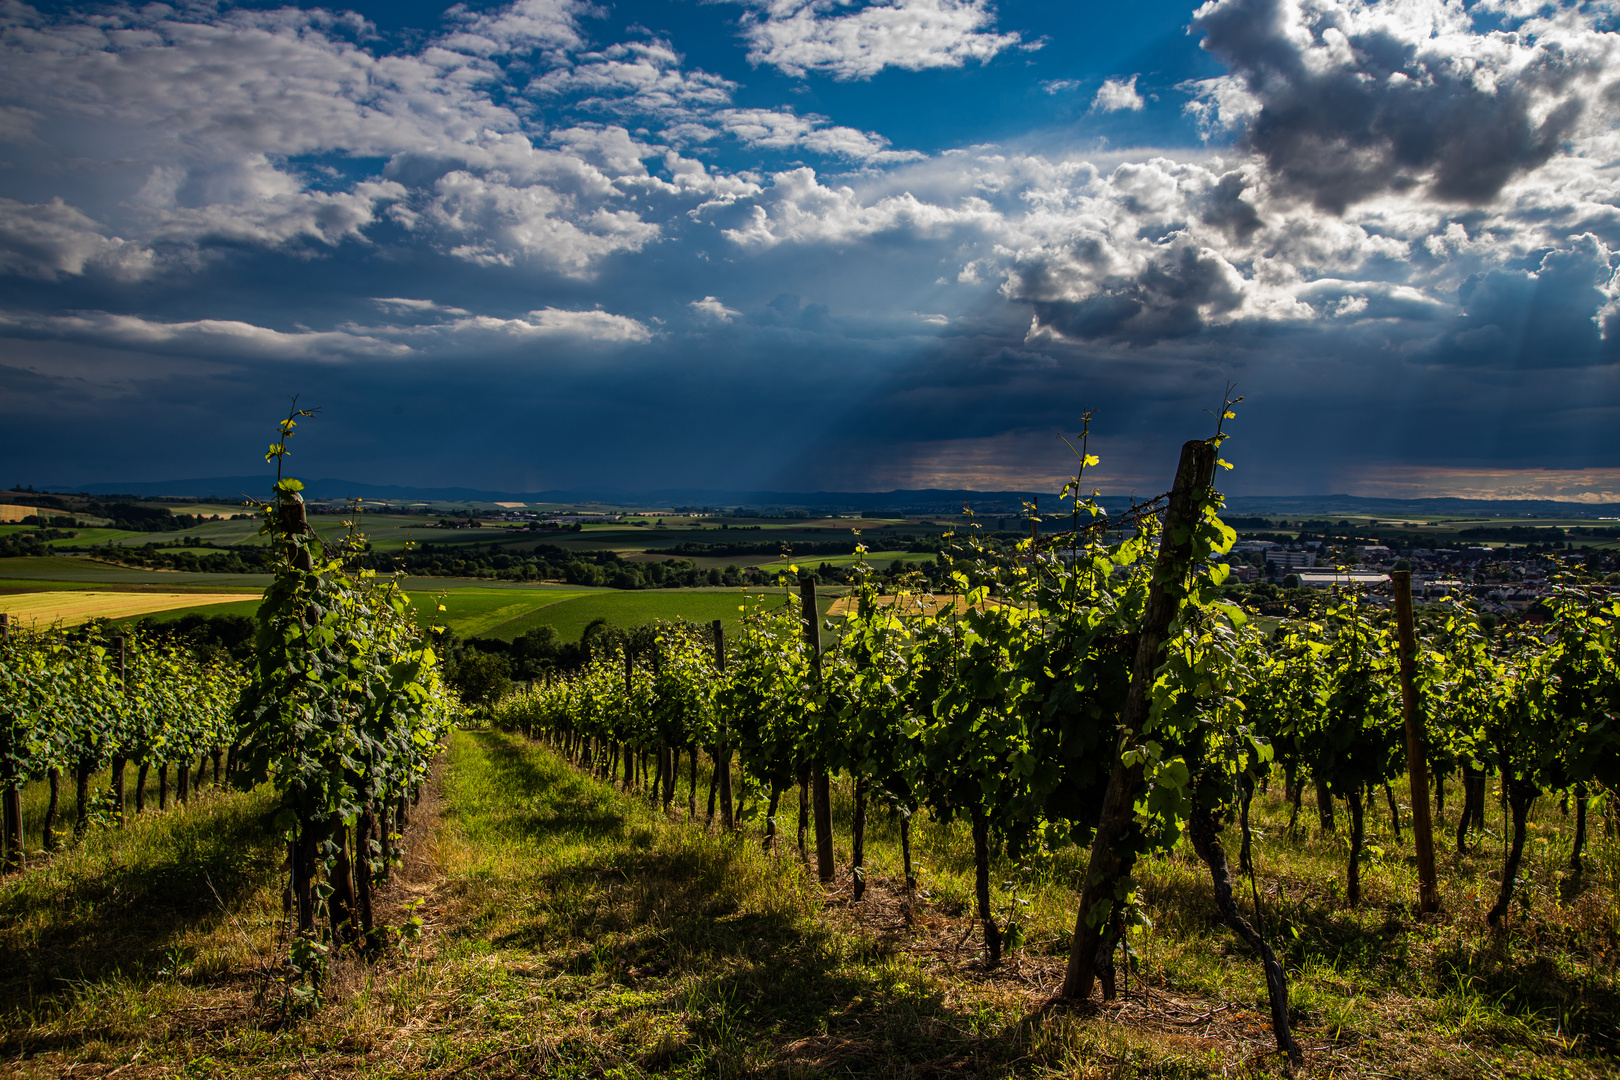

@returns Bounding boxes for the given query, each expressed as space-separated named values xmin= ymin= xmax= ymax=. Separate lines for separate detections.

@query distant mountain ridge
xmin=32 ymin=476 xmax=1620 ymax=518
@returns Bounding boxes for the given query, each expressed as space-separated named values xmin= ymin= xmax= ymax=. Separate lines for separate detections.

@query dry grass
xmin=1 ymin=732 xmax=1616 ymax=1079
xmin=0 ymin=590 xmax=257 ymax=625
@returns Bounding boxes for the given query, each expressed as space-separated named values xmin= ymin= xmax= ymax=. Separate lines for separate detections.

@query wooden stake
xmin=1 ymin=615 xmax=22 ymax=872
xmin=713 ymin=621 xmax=733 ymax=831
xmin=1062 ymin=438 xmax=1216 ymax=1002
xmin=800 ymin=575 xmax=834 ymax=883
xmin=1392 ymin=569 xmax=1440 ymax=914
xmin=111 ymin=636 xmax=126 ymax=826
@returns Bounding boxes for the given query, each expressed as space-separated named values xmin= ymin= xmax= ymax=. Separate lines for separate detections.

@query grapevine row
xmin=0 ymin=618 xmax=244 ymax=865
xmin=491 ymin=417 xmax=1619 ymax=1063
xmin=1 ymin=406 xmax=461 ymax=1001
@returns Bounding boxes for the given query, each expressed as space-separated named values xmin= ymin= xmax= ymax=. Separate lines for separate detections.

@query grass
xmin=409 ymin=587 xmax=593 ymax=638
xmin=514 ymin=589 xmax=838 ymax=641
xmin=3 ymin=731 xmax=1615 ymax=1078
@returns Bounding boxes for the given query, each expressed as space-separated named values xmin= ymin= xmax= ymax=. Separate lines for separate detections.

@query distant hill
xmin=27 ymin=477 xmax=1620 ymax=518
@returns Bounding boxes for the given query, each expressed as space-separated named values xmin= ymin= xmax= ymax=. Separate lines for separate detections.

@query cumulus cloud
xmin=437 ymin=0 xmax=588 ymax=57
xmin=1189 ymin=0 xmax=1619 ymax=210
xmin=734 ymin=0 xmax=1024 ymax=80
xmin=0 ymin=198 xmax=153 ymax=280
xmin=528 ymin=40 xmax=738 ymax=112
xmin=707 ymin=137 xmax=1620 ymax=356
xmin=691 ymin=296 xmax=742 ymax=321
xmin=529 ymin=39 xmax=916 ymax=163
xmin=0 ymin=0 xmax=921 ymax=285
xmin=722 ymin=166 xmax=999 ymax=247
xmin=1091 ymin=75 xmax=1144 ymax=113
xmin=717 ymin=109 xmax=925 ymax=163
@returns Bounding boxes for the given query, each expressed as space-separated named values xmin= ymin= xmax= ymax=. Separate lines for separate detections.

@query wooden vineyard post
xmin=1062 ymin=438 xmax=1216 ymax=1002
xmin=622 ymin=649 xmax=635 ymax=792
xmin=1392 ymin=570 xmax=1441 ymax=914
xmin=1 ymin=613 xmax=21 ymax=872
xmin=713 ymin=621 xmax=734 ymax=831
xmin=800 ymin=575 xmax=834 ymax=883
xmin=111 ymin=636 xmax=127 ymax=825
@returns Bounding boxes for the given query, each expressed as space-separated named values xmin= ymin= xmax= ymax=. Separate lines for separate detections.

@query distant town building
xmin=1296 ymin=571 xmax=1389 ymax=589
xmin=1266 ymin=550 xmax=1317 ymax=569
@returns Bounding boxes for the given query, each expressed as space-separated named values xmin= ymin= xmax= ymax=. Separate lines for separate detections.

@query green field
xmin=0 ymin=559 xmax=841 ymax=640
xmin=791 ymin=548 xmax=937 ymax=570
xmin=403 ymin=586 xmax=591 ymax=637
xmin=109 ymin=597 xmax=265 ymax=623
xmin=119 ymin=586 xmax=840 ymax=640
xmin=479 ymin=587 xmax=834 ymax=642
xmin=0 ymin=556 xmax=273 ymax=590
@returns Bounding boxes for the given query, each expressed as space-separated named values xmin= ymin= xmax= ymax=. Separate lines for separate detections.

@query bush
xmin=449 ymin=651 xmax=513 ymax=708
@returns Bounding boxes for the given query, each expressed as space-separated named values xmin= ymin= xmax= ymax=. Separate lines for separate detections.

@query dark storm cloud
xmin=1026 ymin=238 xmax=1246 ymax=340
xmin=1422 ymin=233 xmax=1620 ymax=367
xmin=1192 ymin=0 xmax=1607 ymax=211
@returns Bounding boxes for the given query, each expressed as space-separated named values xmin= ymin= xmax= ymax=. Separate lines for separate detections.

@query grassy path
xmin=419 ymin=730 xmax=1036 ymax=1078
xmin=1 ymin=731 xmax=1617 ymax=1078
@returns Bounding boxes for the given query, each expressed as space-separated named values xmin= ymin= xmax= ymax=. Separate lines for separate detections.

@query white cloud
xmin=1090 ymin=75 xmax=1143 ymax=113
xmin=691 ymin=296 xmax=742 ymax=321
xmin=423 ymin=170 xmax=660 ymax=275
xmin=436 ymin=0 xmax=589 ymax=58
xmin=735 ymin=0 xmax=1024 ymax=80
xmin=0 ymin=197 xmax=154 ymax=280
xmin=722 ymin=167 xmax=1000 ymax=247
xmin=393 ymin=307 xmax=653 ymax=344
xmin=528 ymin=41 xmax=737 ymax=112
xmin=0 ymin=0 xmax=931 ymax=286
xmin=1040 ymin=79 xmax=1079 ymax=95
xmin=1179 ymin=76 xmax=1261 ymax=139
xmin=717 ymin=109 xmax=925 ymax=163
xmin=709 ymin=142 xmax=1620 ymax=347
xmin=372 ymin=297 xmax=471 ymax=315
xmin=0 ymin=310 xmax=410 ymax=360
xmin=0 ymin=303 xmax=653 ymax=360
xmin=528 ymin=40 xmax=920 ymax=163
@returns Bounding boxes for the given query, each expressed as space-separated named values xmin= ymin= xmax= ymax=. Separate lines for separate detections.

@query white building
xmin=1295 ymin=571 xmax=1389 ymax=589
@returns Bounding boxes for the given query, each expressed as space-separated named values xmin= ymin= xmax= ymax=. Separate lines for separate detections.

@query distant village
xmin=1223 ymin=535 xmax=1617 ymax=618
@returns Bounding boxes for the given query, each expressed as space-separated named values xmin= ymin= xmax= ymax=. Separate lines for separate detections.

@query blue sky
xmin=2 ymin=0 xmax=1618 ymax=501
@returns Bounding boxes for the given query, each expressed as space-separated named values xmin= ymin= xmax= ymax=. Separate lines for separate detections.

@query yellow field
xmin=0 ymin=505 xmax=38 ymax=523
xmin=0 ymin=591 xmax=257 ymax=626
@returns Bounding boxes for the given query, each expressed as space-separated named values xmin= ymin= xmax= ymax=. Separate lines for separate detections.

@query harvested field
xmin=0 ymin=590 xmax=258 ymax=626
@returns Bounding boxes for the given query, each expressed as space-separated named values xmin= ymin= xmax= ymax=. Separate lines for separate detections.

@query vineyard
xmin=2 ymin=407 xmax=459 ymax=1004
xmin=0 ymin=412 xmax=1616 ymax=1078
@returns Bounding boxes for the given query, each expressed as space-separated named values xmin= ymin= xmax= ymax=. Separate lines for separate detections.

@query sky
xmin=2 ymin=0 xmax=1619 ymax=500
